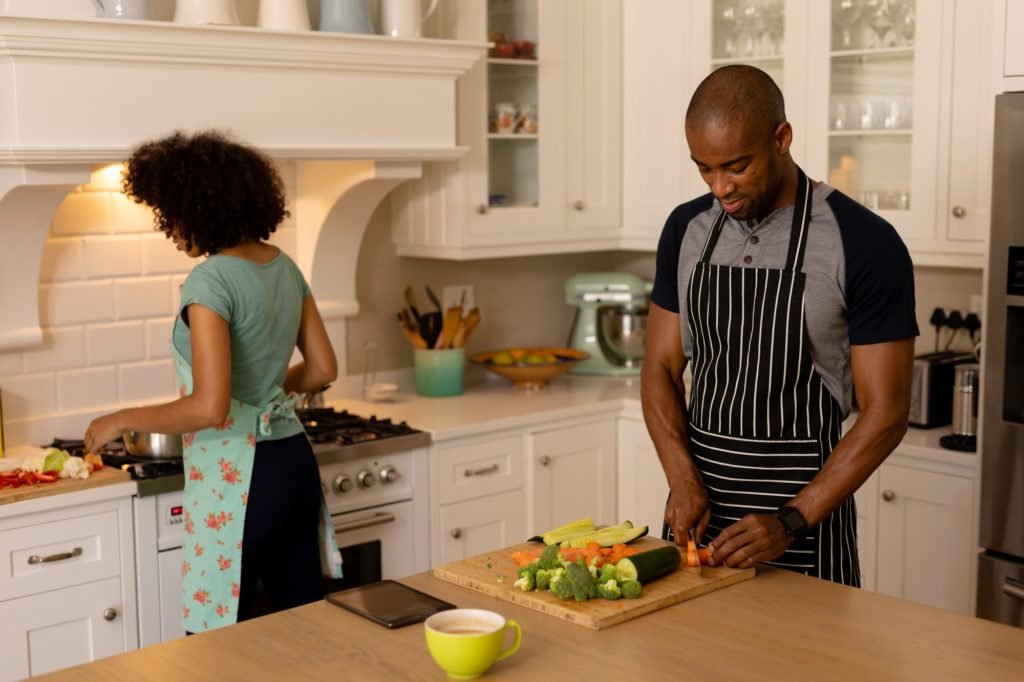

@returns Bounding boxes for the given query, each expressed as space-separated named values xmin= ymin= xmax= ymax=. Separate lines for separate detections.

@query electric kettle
xmin=939 ymin=363 xmax=979 ymax=452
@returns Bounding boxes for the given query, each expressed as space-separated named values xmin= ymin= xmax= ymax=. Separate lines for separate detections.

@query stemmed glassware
xmin=763 ymin=0 xmax=784 ymax=56
xmin=834 ymin=0 xmax=863 ymax=50
xmin=717 ymin=2 xmax=739 ymax=58
xmin=865 ymin=0 xmax=893 ymax=48
xmin=887 ymin=0 xmax=916 ymax=47
xmin=737 ymin=0 xmax=764 ymax=57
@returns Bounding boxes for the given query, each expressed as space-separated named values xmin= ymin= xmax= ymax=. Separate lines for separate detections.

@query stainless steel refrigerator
xmin=977 ymin=92 xmax=1024 ymax=627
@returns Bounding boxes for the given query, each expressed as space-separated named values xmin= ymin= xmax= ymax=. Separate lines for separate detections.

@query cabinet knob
xmin=573 ymin=200 xmax=585 ymax=211
xmin=477 ymin=204 xmax=487 ymax=214
xmin=103 ymin=608 xmax=118 ymax=622
xmin=951 ymin=205 xmax=966 ymax=218
xmin=882 ymin=490 xmax=896 ymax=502
xmin=538 ymin=455 xmax=550 ymax=466
xmin=450 ymin=528 xmax=462 ymax=539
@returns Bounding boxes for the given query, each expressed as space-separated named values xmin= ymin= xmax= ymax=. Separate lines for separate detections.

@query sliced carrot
xmin=586 ymin=541 xmax=601 ymax=551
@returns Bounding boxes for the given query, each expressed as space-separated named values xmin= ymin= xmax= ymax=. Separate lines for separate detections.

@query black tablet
xmin=326 ymin=580 xmax=456 ymax=629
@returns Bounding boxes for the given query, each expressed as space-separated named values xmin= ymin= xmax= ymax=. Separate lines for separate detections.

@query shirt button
xmin=750 ymin=235 xmax=760 ymax=245
xmin=743 ymin=255 xmax=753 ymax=265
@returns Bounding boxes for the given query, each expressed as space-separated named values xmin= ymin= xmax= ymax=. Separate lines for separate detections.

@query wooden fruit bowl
xmin=469 ymin=347 xmax=589 ymax=390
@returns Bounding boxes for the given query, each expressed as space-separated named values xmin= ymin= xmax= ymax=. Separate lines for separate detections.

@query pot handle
xmin=423 ymin=0 xmax=438 ymax=21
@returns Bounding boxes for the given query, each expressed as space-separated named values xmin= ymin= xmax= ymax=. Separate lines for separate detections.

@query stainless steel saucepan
xmin=123 ymin=431 xmax=183 ymax=459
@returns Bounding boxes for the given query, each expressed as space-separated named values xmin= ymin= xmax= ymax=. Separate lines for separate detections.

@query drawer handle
xmin=1003 ymin=577 xmax=1024 ymax=602
xmin=464 ymin=464 xmax=499 ymax=477
xmin=332 ymin=512 xmax=395 ymax=534
xmin=451 ymin=528 xmax=462 ymax=539
xmin=881 ymin=490 xmax=896 ymax=502
xmin=27 ymin=547 xmax=83 ymax=565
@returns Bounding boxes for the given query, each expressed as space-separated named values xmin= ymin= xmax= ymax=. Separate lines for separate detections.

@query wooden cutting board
xmin=433 ymin=537 xmax=755 ymax=630
xmin=0 ymin=467 xmax=132 ymax=506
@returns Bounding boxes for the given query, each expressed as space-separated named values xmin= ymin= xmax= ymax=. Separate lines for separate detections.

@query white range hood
xmin=0 ymin=15 xmax=485 ymax=351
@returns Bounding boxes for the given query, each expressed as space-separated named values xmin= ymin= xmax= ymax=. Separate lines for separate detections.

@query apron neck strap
xmin=698 ymin=166 xmax=813 ymax=273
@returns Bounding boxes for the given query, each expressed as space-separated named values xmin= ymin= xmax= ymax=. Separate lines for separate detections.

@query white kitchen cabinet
xmin=529 ymin=419 xmax=617 ymax=536
xmin=874 ymin=456 xmax=975 ymax=614
xmin=1003 ymin=0 xmax=1024 ymax=77
xmin=436 ymin=490 xmax=526 ymax=565
xmin=391 ymin=0 xmax=623 ymax=259
xmin=853 ymin=469 xmax=879 ymax=592
xmin=624 ymin=0 xmax=992 ymax=268
xmin=0 ymin=489 xmax=138 ymax=680
xmin=615 ymin=415 xmax=670 ymax=535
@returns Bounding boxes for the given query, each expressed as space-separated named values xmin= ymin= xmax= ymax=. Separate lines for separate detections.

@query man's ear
xmin=773 ymin=121 xmax=793 ymax=156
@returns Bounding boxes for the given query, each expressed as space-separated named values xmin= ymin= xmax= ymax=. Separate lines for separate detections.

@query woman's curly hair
xmin=122 ymin=130 xmax=289 ymax=255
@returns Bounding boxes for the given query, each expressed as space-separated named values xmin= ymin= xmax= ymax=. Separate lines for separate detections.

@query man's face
xmin=685 ymin=117 xmax=791 ymax=222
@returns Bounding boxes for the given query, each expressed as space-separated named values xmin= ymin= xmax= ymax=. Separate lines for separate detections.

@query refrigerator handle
xmin=1002 ymin=577 xmax=1024 ymax=602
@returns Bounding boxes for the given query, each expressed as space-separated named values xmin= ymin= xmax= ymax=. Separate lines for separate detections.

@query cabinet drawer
xmin=436 ymin=435 xmax=523 ymax=505
xmin=0 ymin=510 xmax=121 ymax=602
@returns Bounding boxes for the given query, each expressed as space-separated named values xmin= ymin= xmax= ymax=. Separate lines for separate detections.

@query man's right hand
xmin=665 ymin=478 xmax=711 ymax=544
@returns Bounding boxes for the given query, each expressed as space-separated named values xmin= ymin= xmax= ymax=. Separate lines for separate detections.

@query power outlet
xmin=442 ymin=285 xmax=476 ymax=313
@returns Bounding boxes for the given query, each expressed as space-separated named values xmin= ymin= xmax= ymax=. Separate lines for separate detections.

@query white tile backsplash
xmin=110 ymin=194 xmax=156 ymax=234
xmin=87 ymin=321 xmax=145 ymax=366
xmin=0 ymin=373 xmax=57 ymax=420
xmin=58 ymin=366 xmax=118 ymax=412
xmin=41 ymin=280 xmax=115 ymax=325
xmin=50 ymin=192 xmax=111 ymax=236
xmin=118 ymin=360 xmax=177 ymax=404
xmin=145 ymin=317 xmax=175 ymax=359
xmin=115 ymin=277 xmax=173 ymax=319
xmin=0 ymin=352 xmax=23 ymax=376
xmin=84 ymin=236 xmax=143 ymax=279
xmin=23 ymin=327 xmax=86 ymax=372
xmin=39 ymin=237 xmax=83 ymax=282
xmin=142 ymin=234 xmax=195 ymax=275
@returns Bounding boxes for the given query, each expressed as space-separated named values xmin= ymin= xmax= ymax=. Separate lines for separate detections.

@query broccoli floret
xmin=513 ymin=562 xmax=538 ymax=591
xmin=565 ymin=561 xmax=598 ymax=602
xmin=597 ymin=579 xmax=621 ymax=600
xmin=621 ymin=580 xmax=643 ymax=599
xmin=538 ymin=543 xmax=562 ymax=570
xmin=535 ymin=566 xmax=561 ymax=591
xmin=549 ymin=573 xmax=575 ymax=600
xmin=587 ymin=555 xmax=602 ymax=578
xmin=598 ymin=563 xmax=618 ymax=584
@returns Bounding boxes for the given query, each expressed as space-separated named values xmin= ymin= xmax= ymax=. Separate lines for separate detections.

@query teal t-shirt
xmin=173 ymin=250 xmax=310 ymax=441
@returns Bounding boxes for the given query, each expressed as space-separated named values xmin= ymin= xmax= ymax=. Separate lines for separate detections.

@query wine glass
xmin=763 ymin=0 xmax=784 ymax=56
xmin=737 ymin=1 xmax=764 ymax=57
xmin=717 ymin=2 xmax=739 ymax=58
xmin=864 ymin=0 xmax=893 ymax=48
xmin=834 ymin=0 xmax=863 ymax=50
xmin=887 ymin=0 xmax=916 ymax=46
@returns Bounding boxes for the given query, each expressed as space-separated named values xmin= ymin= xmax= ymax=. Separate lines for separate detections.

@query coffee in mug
xmin=424 ymin=608 xmax=521 ymax=679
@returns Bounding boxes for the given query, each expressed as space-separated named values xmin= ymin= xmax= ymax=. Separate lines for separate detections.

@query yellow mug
xmin=424 ymin=608 xmax=521 ymax=679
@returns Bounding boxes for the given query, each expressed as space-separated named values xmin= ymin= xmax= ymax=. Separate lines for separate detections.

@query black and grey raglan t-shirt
xmin=650 ymin=183 xmax=919 ymax=418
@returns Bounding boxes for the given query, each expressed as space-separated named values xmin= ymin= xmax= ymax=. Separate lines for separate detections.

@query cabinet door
xmin=853 ymin=469 xmax=879 ymax=592
xmin=616 ymin=417 xmax=670 ymax=534
xmin=437 ymin=490 xmax=526 ymax=564
xmin=1004 ymin=0 xmax=1024 ymax=76
xmin=0 ymin=577 xmax=126 ymax=681
xmin=565 ymin=0 xmax=622 ymax=233
xmin=875 ymin=463 xmax=974 ymax=614
xmin=530 ymin=420 xmax=616 ymax=535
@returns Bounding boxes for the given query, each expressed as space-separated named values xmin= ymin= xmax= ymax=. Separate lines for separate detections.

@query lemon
xmin=491 ymin=351 xmax=516 ymax=366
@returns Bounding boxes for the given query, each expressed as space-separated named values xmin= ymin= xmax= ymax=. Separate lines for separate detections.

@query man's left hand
xmin=705 ymin=513 xmax=792 ymax=568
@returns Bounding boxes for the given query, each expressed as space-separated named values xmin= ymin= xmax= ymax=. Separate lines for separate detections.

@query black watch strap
xmin=777 ymin=505 xmax=809 ymax=539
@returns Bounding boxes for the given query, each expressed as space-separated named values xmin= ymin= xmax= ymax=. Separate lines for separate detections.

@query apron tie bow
xmin=257 ymin=393 xmax=298 ymax=437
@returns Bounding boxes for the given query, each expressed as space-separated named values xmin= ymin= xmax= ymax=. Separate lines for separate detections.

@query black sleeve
xmin=827 ymin=192 xmax=920 ymax=345
xmin=650 ymin=194 xmax=714 ymax=313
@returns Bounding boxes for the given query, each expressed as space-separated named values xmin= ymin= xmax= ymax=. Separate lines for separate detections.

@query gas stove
xmin=296 ymin=407 xmax=431 ymax=465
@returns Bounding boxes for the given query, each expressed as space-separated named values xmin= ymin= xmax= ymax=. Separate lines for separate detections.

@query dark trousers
xmin=235 ymin=433 xmax=325 ymax=622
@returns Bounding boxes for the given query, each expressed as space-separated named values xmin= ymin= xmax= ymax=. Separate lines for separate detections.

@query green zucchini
xmin=566 ymin=523 xmax=647 ymax=548
xmin=528 ymin=516 xmax=595 ymax=544
xmin=615 ymin=545 xmax=681 ymax=584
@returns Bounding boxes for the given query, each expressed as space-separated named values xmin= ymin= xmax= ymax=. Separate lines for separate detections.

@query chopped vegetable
xmin=596 ymin=579 xmax=621 ymax=600
xmin=537 ymin=543 xmax=562 ymax=570
xmin=513 ymin=562 xmax=539 ymax=591
xmin=621 ymin=580 xmax=643 ymax=599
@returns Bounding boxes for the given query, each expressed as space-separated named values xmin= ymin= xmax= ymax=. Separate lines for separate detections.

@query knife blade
xmin=688 ymin=527 xmax=703 ymax=578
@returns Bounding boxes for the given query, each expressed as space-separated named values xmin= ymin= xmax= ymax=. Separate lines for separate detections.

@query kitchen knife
xmin=425 ymin=285 xmax=443 ymax=312
xmin=403 ymin=285 xmax=422 ymax=324
xmin=688 ymin=527 xmax=703 ymax=578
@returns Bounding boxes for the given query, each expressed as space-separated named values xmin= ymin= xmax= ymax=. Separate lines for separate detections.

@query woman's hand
xmin=85 ymin=412 xmax=123 ymax=453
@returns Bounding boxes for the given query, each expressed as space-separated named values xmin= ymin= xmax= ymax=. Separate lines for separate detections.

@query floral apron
xmin=171 ymin=327 xmax=342 ymax=634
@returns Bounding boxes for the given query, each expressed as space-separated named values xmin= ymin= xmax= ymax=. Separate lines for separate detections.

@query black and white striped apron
xmin=664 ymin=169 xmax=859 ymax=586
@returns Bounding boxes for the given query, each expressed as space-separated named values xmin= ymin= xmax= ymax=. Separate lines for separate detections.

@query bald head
xmin=686 ymin=65 xmax=786 ymax=139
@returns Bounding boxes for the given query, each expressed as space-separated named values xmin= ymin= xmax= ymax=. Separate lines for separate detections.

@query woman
xmin=85 ymin=130 xmax=342 ymax=633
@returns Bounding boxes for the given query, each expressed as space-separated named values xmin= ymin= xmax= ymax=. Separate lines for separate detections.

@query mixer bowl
xmin=597 ymin=305 xmax=648 ymax=367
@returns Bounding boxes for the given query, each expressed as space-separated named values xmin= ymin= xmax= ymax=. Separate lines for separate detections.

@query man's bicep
xmin=646 ymin=303 xmax=687 ymax=377
xmin=849 ymin=338 xmax=914 ymax=415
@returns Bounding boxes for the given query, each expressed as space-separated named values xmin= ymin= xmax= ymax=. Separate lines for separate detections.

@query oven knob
xmin=357 ymin=470 xmax=376 ymax=488
xmin=380 ymin=466 xmax=398 ymax=484
xmin=333 ymin=475 xmax=353 ymax=493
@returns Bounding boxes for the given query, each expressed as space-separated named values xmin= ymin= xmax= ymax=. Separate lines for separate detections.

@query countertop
xmin=34 ymin=567 xmax=1024 ymax=681
xmin=0 ymin=467 xmax=133 ymax=509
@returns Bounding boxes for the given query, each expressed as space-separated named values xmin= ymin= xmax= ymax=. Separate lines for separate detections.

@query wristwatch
xmin=776 ymin=505 xmax=809 ymax=539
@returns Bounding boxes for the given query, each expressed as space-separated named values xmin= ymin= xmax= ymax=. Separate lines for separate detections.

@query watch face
xmin=779 ymin=507 xmax=807 ymax=537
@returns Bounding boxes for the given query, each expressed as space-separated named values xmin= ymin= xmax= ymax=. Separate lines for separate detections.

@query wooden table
xmin=34 ymin=568 xmax=1024 ymax=681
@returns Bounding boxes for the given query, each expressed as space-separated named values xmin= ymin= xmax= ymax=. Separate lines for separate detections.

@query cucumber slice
xmin=528 ymin=516 xmax=595 ymax=544
xmin=566 ymin=523 xmax=647 ymax=548
xmin=615 ymin=546 xmax=681 ymax=584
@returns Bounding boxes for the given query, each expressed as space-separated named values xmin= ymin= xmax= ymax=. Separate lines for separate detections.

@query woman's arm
xmin=84 ymin=304 xmax=232 ymax=451
xmin=284 ymin=294 xmax=338 ymax=395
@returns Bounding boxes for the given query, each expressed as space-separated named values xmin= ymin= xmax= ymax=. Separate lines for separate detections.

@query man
xmin=641 ymin=65 xmax=917 ymax=586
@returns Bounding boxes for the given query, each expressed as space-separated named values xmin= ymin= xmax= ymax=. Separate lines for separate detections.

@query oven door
xmin=323 ymin=499 xmax=416 ymax=594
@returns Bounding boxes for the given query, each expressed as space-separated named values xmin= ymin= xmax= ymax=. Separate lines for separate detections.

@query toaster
xmin=909 ymin=351 xmax=976 ymax=428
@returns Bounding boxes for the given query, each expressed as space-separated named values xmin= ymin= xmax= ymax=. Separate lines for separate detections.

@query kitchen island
xmin=34 ymin=566 xmax=1024 ymax=681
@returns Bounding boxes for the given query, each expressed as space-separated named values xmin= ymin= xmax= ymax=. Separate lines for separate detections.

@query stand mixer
xmin=566 ymin=273 xmax=652 ymax=376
